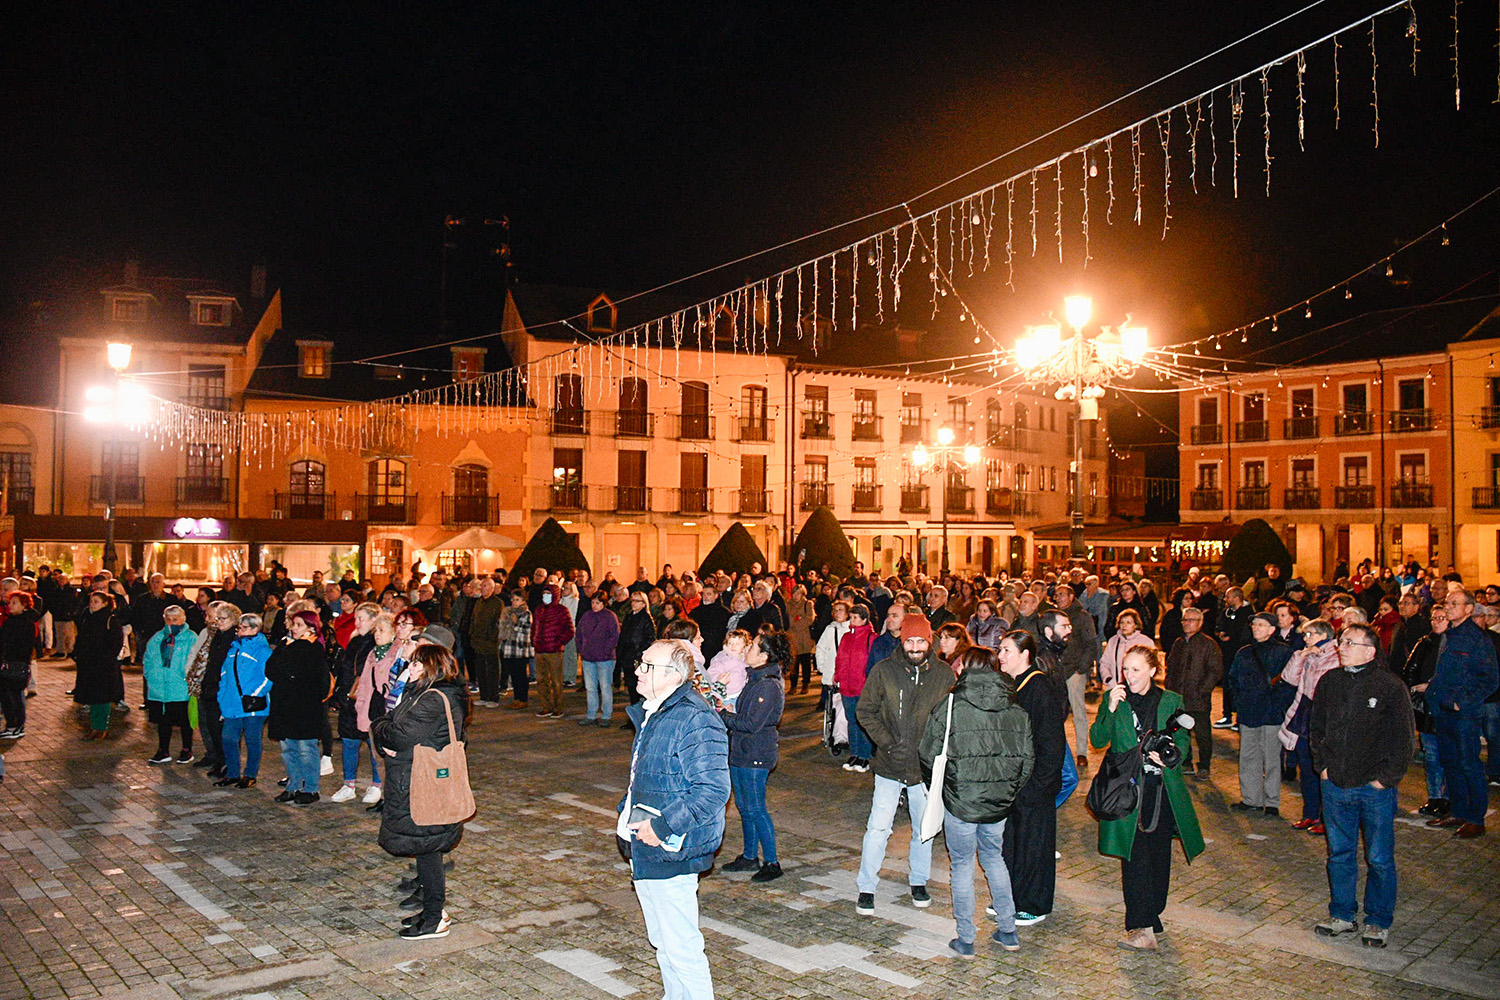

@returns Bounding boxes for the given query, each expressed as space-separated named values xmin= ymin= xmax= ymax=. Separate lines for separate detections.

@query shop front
xmin=14 ymin=512 xmax=366 ymax=586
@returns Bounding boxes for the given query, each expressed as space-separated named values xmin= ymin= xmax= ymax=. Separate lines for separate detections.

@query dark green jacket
xmin=857 ymin=650 xmax=955 ymax=785
xmin=1088 ymin=686 xmax=1205 ymax=863
xmin=919 ymin=668 xmax=1033 ymax=824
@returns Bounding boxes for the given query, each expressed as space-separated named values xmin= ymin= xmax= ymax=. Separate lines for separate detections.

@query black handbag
xmin=232 ymin=653 xmax=269 ymax=713
xmin=1086 ymin=744 xmax=1143 ymax=821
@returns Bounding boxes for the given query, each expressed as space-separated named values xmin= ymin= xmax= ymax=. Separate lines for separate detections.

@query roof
xmin=1224 ymin=296 xmax=1500 ymax=370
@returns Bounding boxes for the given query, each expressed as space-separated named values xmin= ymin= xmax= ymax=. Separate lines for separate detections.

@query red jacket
xmin=531 ymin=585 xmax=575 ymax=654
xmin=333 ymin=611 xmax=359 ymax=649
xmin=833 ymin=622 xmax=876 ymax=696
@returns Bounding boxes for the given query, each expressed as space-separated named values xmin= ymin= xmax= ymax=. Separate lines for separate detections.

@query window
xmin=1243 ymin=460 xmax=1266 ymax=487
xmin=805 ymin=455 xmax=828 ymax=484
xmin=900 ymin=392 xmax=924 ymax=442
xmin=1491 ymin=453 xmax=1500 ymax=489
xmin=1489 ymin=377 xmax=1500 ymax=409
xmin=452 ymin=348 xmax=484 ymax=382
xmin=740 ymin=385 xmax=769 ymax=440
xmin=369 ymin=459 xmax=407 ymax=501
xmin=1291 ymin=458 xmax=1315 ymax=486
xmin=298 ymin=342 xmax=331 ymax=378
xmin=947 ymin=397 xmax=968 ymax=435
xmin=619 ymin=377 xmax=649 ymax=436
xmin=854 ymin=457 xmax=876 ymax=487
xmin=617 ymin=451 xmax=648 ymax=511
xmin=1397 ymin=378 xmax=1426 ymax=411
xmin=804 ymin=385 xmax=830 ymax=437
xmin=286 ymin=459 xmax=326 ymax=518
xmin=102 ymin=441 xmax=140 ymax=479
xmin=855 ymin=389 xmax=877 ymax=423
xmin=1196 ymin=464 xmax=1220 ymax=489
xmin=186 ymin=365 xmax=226 ymax=410
xmin=0 ymin=451 xmax=33 ymax=513
xmin=111 ymin=297 xmax=146 ymax=323
xmin=803 ymin=455 xmax=828 ymax=509
xmin=1197 ymin=397 xmax=1219 ymax=425
xmin=374 ymin=365 xmax=402 ymax=380
xmin=1015 ymin=463 xmax=1030 ymax=491
xmin=1048 ymin=407 xmax=1057 ymax=432
xmin=194 ymin=301 xmax=228 ymax=326
xmin=1014 ymin=403 xmax=1028 ymax=428
xmin=554 ymin=373 xmax=585 ymax=432
xmin=986 ymin=400 xmax=1002 ymax=442
xmin=680 ymin=453 xmax=709 ymax=513
xmin=1342 ymin=383 xmax=1367 ymax=412
xmin=681 ymin=381 xmax=709 ymax=438
xmin=740 ymin=454 xmax=768 ymax=513
xmin=1291 ymin=388 xmax=1315 ymax=418
xmin=985 ymin=458 xmax=1003 ymax=489
xmin=1397 ymin=453 xmax=1426 ymax=482
xmin=1343 ymin=456 xmax=1369 ymax=485
xmin=1243 ymin=392 xmax=1265 ymax=422
xmin=587 ymin=293 xmax=617 ymax=333
xmin=186 ymin=444 xmax=223 ymax=481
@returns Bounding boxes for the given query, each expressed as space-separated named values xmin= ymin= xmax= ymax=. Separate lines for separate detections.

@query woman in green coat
xmin=1090 ymin=644 xmax=1204 ymax=952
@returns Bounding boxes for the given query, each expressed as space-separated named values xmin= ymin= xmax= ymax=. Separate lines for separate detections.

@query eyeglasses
xmin=1337 ymin=639 xmax=1373 ymax=648
xmin=635 ymin=661 xmax=678 ymax=673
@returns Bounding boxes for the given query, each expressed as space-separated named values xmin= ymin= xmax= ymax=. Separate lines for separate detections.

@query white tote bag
xmin=919 ymin=695 xmax=954 ymax=842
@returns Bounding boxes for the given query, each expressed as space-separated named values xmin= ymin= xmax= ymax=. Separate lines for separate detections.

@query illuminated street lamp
xmin=1013 ymin=297 xmax=1149 ymax=563
xmin=84 ymin=343 xmax=136 ymax=573
xmin=910 ymin=428 xmax=982 ymax=574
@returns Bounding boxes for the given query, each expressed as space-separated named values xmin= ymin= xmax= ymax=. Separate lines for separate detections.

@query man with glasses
xmin=1165 ymin=607 xmax=1222 ymax=778
xmin=1421 ymin=591 xmax=1498 ymax=839
xmin=617 ymin=640 xmax=729 ymax=1000
xmin=1309 ymin=623 xmax=1413 ymax=948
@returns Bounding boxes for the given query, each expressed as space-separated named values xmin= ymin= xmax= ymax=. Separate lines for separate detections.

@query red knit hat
xmin=902 ymin=612 xmax=933 ymax=644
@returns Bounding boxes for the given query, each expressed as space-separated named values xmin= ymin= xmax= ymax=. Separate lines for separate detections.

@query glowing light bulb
xmin=1063 ymin=295 xmax=1092 ymax=331
xmin=937 ymin=426 xmax=955 ymax=446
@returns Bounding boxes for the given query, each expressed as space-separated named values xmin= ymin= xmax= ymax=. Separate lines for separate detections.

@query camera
xmin=1140 ymin=713 xmax=1195 ymax=771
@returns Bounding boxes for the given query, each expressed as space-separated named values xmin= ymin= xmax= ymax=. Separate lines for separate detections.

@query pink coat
xmin=1278 ymin=639 xmax=1342 ymax=750
xmin=354 ymin=644 xmax=400 ymax=733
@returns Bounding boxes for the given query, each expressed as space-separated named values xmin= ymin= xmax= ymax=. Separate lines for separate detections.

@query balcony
xmin=733 ymin=416 xmax=773 ymax=443
xmin=550 ymin=410 xmax=588 ymax=436
xmin=985 ymin=487 xmax=1013 ymax=516
xmin=800 ymin=482 xmax=830 ymax=511
xmin=1334 ymin=485 xmax=1375 ymax=508
xmin=851 ymin=484 xmax=882 ymax=512
xmin=610 ymin=485 xmax=652 ymax=513
xmin=736 ymin=489 xmax=771 ymax=515
xmin=1284 ymin=416 xmax=1320 ymax=439
xmin=1388 ymin=408 xmax=1433 ymax=433
xmin=274 ymin=491 xmax=335 ymax=520
xmin=900 ymin=485 xmax=930 ymax=513
xmin=944 ymin=485 xmax=975 ymax=514
xmin=441 ymin=493 xmax=497 ymax=524
xmin=986 ymin=425 xmax=1012 ymax=449
xmin=546 ymin=484 xmax=588 ymax=512
xmin=851 ymin=416 xmax=883 ymax=441
xmin=1236 ymin=486 xmax=1271 ymax=509
xmin=1013 ymin=491 xmax=1042 ymax=516
xmin=667 ymin=412 xmax=715 ymax=440
xmin=175 ymin=477 xmax=229 ymax=505
xmin=1481 ymin=407 xmax=1500 ymax=430
xmin=614 ymin=411 xmax=654 ymax=438
xmin=355 ymin=493 xmax=416 ymax=524
xmin=1334 ymin=411 xmax=1373 ymax=436
xmin=91 ymin=475 xmax=145 ymax=505
xmin=1189 ymin=488 xmax=1223 ymax=511
xmin=2 ymin=487 xmax=33 ymax=516
xmin=1012 ymin=428 xmax=1042 ymax=452
xmin=1189 ymin=424 xmax=1223 ymax=445
xmin=1234 ymin=420 xmax=1269 ymax=443
xmin=1473 ymin=486 xmax=1500 ymax=509
xmin=899 ymin=420 xmax=927 ymax=445
xmin=1390 ymin=480 xmax=1433 ymax=508
xmin=800 ymin=413 xmax=833 ymax=440
xmin=672 ymin=487 xmax=712 ymax=515
xmin=1284 ymin=487 xmax=1322 ymax=509
xmin=184 ymin=393 xmax=228 ymax=411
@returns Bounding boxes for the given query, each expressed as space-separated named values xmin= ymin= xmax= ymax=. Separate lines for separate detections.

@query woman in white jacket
xmin=1099 ymin=609 xmax=1156 ymax=688
xmin=815 ymin=601 xmax=852 ymax=690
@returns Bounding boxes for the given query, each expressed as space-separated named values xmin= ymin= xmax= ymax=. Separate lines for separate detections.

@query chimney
xmin=123 ymin=260 xmax=139 ymax=286
xmin=251 ymin=264 xmax=267 ymax=300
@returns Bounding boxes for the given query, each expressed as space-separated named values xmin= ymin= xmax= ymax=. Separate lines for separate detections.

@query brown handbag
xmin=408 ymin=689 xmax=476 ymax=826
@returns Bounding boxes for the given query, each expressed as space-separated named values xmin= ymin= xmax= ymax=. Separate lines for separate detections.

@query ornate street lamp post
xmin=83 ymin=342 xmax=135 ymax=574
xmin=911 ymin=426 xmax=981 ymax=575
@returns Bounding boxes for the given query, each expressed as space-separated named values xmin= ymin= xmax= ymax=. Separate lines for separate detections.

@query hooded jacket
xmin=218 ymin=632 xmax=273 ymax=721
xmin=724 ymin=661 xmax=784 ymax=768
xmin=918 ymin=666 xmax=1033 ymax=824
xmin=143 ymin=624 xmax=197 ymax=704
xmin=857 ymin=648 xmax=956 ymax=785
xmin=531 ymin=585 xmax=575 ymax=654
xmin=832 ymin=621 xmax=875 ymax=696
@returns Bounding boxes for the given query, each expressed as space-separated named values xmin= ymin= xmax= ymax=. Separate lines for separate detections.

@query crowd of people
xmin=7 ymin=553 xmax=1498 ymax=985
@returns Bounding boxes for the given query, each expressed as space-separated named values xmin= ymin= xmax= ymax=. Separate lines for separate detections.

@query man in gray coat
xmin=1052 ymin=585 xmax=1098 ymax=771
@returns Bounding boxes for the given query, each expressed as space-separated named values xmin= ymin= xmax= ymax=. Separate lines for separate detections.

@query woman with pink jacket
xmin=1277 ymin=619 xmax=1342 ymax=834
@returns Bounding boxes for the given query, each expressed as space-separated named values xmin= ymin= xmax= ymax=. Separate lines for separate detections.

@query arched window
xmin=1014 ymin=403 xmax=1028 ymax=428
xmin=739 ymin=385 xmax=768 ymax=442
xmin=365 ymin=458 xmax=409 ymax=522
xmin=986 ymin=400 xmax=1003 ymax=444
xmin=451 ymin=464 xmax=490 ymax=524
xmin=287 ymin=460 xmax=326 ymax=519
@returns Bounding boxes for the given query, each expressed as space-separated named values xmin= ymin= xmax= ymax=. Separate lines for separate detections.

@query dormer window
xmin=111 ymin=297 xmax=147 ymax=323
xmin=451 ymin=346 xmax=487 ymax=382
xmin=298 ymin=341 xmax=332 ymax=378
xmin=587 ymin=293 xmax=617 ymax=333
xmin=374 ymin=365 xmax=402 ymax=381
xmin=187 ymin=293 xmax=236 ymax=327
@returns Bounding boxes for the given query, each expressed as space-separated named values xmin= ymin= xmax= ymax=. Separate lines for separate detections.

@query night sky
xmin=4 ymin=1 xmax=1498 ymax=444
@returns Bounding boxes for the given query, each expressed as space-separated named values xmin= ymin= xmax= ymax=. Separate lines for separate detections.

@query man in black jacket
xmin=1213 ymin=587 xmax=1253 ymax=728
xmin=688 ymin=583 xmax=730 ymax=662
xmin=129 ymin=574 xmax=182 ymax=665
xmin=739 ymin=580 xmax=783 ymax=634
xmin=997 ymin=631 xmax=1067 ymax=924
xmin=1388 ymin=593 xmax=1430 ymax=677
xmin=1310 ymin=622 xmax=1413 ymax=949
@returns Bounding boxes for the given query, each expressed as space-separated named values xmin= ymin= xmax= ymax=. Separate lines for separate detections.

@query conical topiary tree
xmin=791 ymin=505 xmax=857 ymax=580
xmin=511 ymin=517 xmax=591 ymax=582
xmin=698 ymin=523 xmax=769 ymax=579
xmin=1220 ymin=517 xmax=1293 ymax=585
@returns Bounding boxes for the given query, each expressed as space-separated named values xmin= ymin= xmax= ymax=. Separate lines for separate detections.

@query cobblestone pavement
xmin=2 ymin=657 xmax=1496 ymax=1000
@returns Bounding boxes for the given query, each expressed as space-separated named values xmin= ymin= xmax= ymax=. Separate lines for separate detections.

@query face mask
xmin=542 ymin=594 xmax=553 ymax=604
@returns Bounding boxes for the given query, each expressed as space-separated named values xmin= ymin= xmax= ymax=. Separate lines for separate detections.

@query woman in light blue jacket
xmin=216 ymin=614 xmax=273 ymax=788
xmin=142 ymin=605 xmax=198 ymax=765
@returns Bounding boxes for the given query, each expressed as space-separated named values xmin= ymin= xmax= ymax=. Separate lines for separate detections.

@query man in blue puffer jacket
xmin=617 ymin=639 xmax=729 ymax=1000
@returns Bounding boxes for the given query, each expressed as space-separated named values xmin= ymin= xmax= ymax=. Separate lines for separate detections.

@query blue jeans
xmin=857 ymin=775 xmax=932 ymax=894
xmin=1420 ymin=732 xmax=1448 ymax=800
xmin=843 ymin=694 xmax=873 ymax=760
xmin=1478 ymin=701 xmax=1500 ymax=781
xmin=220 ymin=716 xmax=264 ymax=780
xmin=1056 ymin=739 xmax=1079 ymax=808
xmin=1294 ymin=736 xmax=1321 ymax=821
xmin=280 ymin=738 xmax=320 ymax=794
xmin=1434 ymin=712 xmax=1489 ymax=824
xmin=945 ymin=814 xmax=1014 ymax=942
xmin=583 ymin=660 xmax=615 ymax=721
xmin=341 ymin=736 xmax=380 ymax=785
xmin=635 ymin=873 xmax=714 ymax=1000
xmin=730 ymin=766 xmax=777 ymax=863
xmin=1321 ymin=780 xmax=1397 ymax=929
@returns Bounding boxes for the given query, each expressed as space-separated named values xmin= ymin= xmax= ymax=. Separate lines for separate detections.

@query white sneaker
xmin=320 ymin=755 xmax=334 ymax=776
xmin=362 ymin=785 xmax=383 ymax=804
xmin=330 ymin=784 xmax=357 ymax=803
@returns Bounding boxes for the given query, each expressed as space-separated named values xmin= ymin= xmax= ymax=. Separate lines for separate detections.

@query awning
xmin=429 ymin=526 xmax=523 ymax=552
